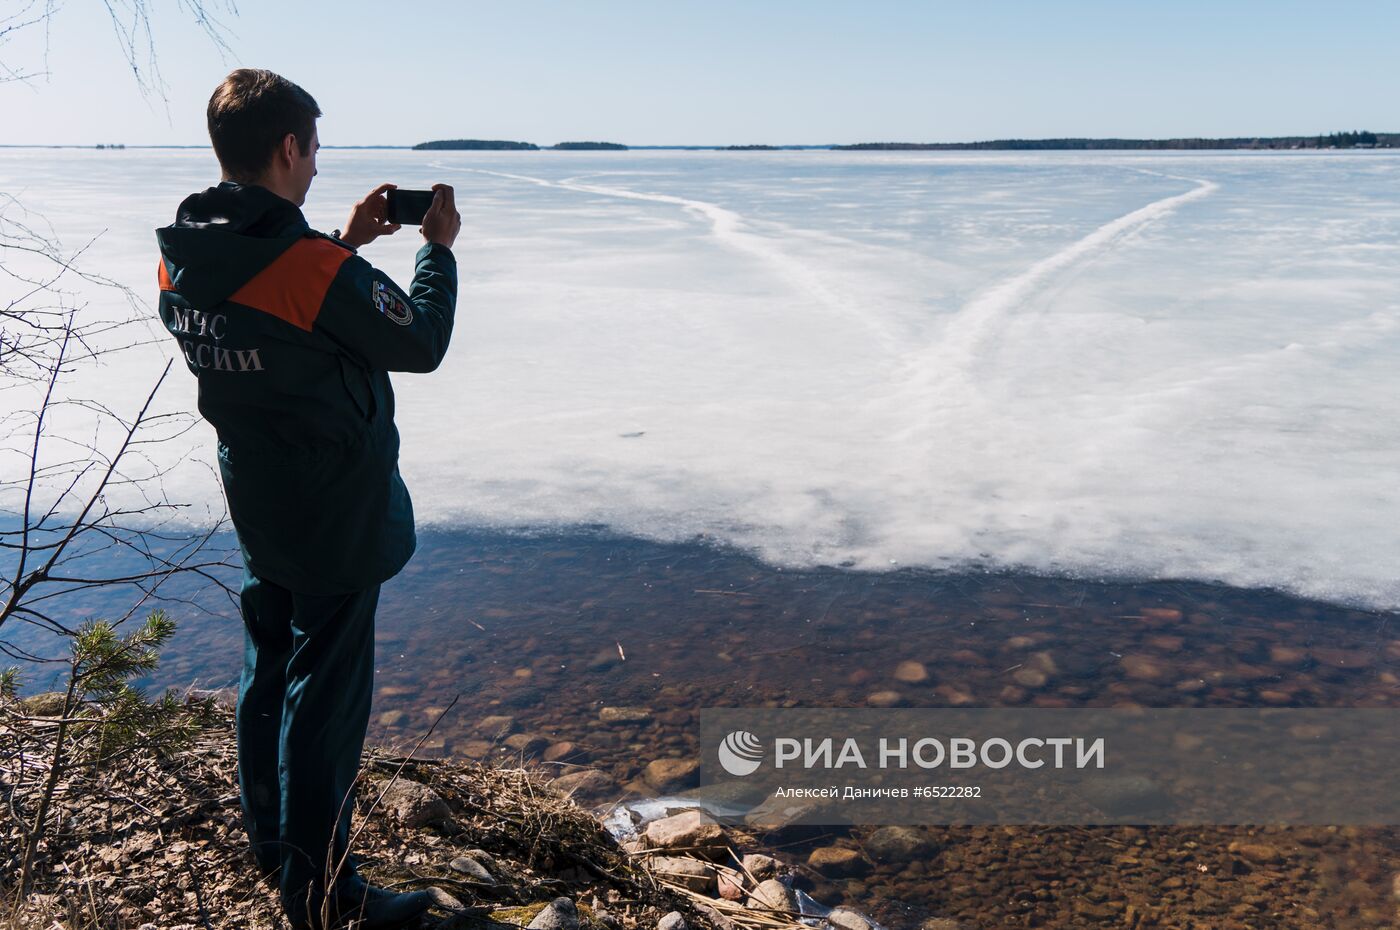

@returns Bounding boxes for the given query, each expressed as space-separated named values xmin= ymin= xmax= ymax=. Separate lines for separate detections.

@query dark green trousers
xmin=235 ymin=566 xmax=378 ymax=919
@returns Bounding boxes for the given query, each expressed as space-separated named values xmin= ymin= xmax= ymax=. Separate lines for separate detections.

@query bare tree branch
xmin=0 ymin=1 xmax=238 ymax=103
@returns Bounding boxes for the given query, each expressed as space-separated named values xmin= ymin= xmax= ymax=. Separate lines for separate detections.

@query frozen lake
xmin=3 ymin=147 xmax=1399 ymax=609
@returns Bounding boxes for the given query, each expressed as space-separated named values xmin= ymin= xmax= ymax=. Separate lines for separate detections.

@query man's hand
xmin=339 ymin=183 xmax=401 ymax=248
xmin=421 ymin=184 xmax=460 ymax=250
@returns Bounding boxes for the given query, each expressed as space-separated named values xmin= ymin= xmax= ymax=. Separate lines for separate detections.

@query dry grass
xmin=0 ymin=693 xmax=780 ymax=930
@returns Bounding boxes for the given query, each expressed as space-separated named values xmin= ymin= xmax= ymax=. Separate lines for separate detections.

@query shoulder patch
xmin=371 ymin=280 xmax=413 ymax=326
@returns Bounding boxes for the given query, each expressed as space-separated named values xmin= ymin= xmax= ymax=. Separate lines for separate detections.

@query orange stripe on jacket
xmin=227 ymin=238 xmax=352 ymax=332
xmin=157 ymin=258 xmax=175 ymax=291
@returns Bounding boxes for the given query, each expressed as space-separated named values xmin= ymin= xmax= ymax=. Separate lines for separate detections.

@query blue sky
xmin=4 ymin=1 xmax=1397 ymax=146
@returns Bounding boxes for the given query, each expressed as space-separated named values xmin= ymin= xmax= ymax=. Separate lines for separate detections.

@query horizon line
xmin=4 ymin=130 xmax=1398 ymax=151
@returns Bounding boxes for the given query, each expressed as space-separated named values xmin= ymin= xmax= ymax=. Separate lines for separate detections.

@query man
xmin=155 ymin=68 xmax=461 ymax=929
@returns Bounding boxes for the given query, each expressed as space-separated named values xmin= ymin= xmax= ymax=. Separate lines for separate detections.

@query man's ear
xmin=278 ymin=132 xmax=298 ymax=169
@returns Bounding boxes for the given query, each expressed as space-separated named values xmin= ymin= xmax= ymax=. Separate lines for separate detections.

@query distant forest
xmin=410 ymin=132 xmax=1396 ymax=152
xmin=836 ymin=131 xmax=1395 ymax=151
xmin=413 ymin=139 xmax=540 ymax=151
xmin=412 ymin=139 xmax=628 ymax=151
xmin=551 ymin=141 xmax=628 ymax=150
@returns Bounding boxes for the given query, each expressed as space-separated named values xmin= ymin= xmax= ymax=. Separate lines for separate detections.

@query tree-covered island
xmin=836 ymin=130 xmax=1394 ymax=150
xmin=413 ymin=139 xmax=540 ymax=150
xmin=551 ymin=141 xmax=628 ymax=150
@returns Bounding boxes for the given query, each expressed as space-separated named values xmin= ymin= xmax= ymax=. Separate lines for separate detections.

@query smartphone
xmin=386 ymin=188 xmax=436 ymax=226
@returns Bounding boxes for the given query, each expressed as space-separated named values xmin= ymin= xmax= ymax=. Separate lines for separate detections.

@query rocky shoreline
xmin=0 ymin=690 xmax=893 ymax=930
xmin=414 ymin=704 xmax=1400 ymax=930
xmin=17 ymin=535 xmax=1400 ymax=928
xmin=6 ymin=686 xmax=1400 ymax=929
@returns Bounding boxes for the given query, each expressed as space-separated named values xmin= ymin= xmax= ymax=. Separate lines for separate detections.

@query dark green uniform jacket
xmin=154 ymin=181 xmax=457 ymax=595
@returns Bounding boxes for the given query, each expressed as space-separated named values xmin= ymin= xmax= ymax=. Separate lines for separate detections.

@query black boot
xmin=289 ymin=871 xmax=434 ymax=930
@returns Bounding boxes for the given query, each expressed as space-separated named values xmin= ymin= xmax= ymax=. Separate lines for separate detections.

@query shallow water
xmin=7 ymin=528 xmax=1396 ymax=928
